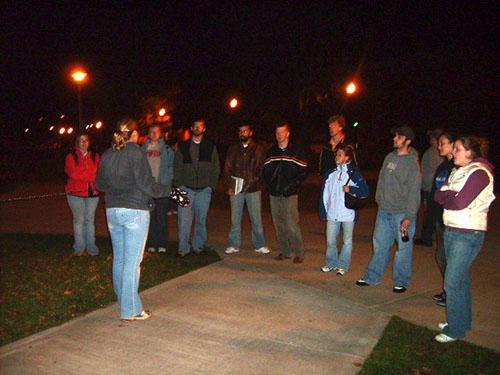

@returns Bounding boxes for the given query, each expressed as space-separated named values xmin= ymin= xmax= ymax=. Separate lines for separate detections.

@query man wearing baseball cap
xmin=356 ymin=126 xmax=421 ymax=293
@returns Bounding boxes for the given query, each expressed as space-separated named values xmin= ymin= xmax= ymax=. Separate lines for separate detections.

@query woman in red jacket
xmin=65 ymin=133 xmax=100 ymax=256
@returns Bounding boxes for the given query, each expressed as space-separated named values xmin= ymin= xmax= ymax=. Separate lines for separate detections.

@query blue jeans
xmin=106 ymin=208 xmax=150 ymax=319
xmin=442 ymin=228 xmax=484 ymax=339
xmin=66 ymin=195 xmax=100 ymax=255
xmin=363 ymin=208 xmax=416 ymax=287
xmin=229 ymin=191 xmax=266 ymax=249
xmin=325 ymin=221 xmax=354 ymax=271
xmin=177 ymin=186 xmax=212 ymax=254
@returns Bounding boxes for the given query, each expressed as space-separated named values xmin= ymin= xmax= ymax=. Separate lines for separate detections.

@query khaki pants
xmin=269 ymin=195 xmax=304 ymax=257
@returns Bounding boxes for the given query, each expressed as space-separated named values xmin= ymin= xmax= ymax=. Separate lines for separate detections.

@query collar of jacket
xmin=180 ymin=137 xmax=215 ymax=163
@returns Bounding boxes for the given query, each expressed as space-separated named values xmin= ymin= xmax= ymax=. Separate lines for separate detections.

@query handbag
xmin=344 ymin=175 xmax=367 ymax=210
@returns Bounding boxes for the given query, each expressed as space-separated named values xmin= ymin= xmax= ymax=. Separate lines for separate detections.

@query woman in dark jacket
xmin=96 ymin=118 xmax=171 ymax=321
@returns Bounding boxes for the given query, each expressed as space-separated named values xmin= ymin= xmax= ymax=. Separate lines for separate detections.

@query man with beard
xmin=356 ymin=126 xmax=421 ymax=293
xmin=174 ymin=119 xmax=220 ymax=256
xmin=223 ymin=123 xmax=270 ymax=255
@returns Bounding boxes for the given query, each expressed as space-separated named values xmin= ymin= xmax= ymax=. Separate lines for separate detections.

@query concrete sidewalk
xmin=1 ymin=180 xmax=499 ymax=373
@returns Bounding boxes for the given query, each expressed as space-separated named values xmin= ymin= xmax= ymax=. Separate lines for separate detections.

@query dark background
xmin=1 ymin=1 xmax=498 ymax=178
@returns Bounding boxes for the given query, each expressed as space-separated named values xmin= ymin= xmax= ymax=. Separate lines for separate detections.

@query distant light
xmin=24 ymin=128 xmax=30 ymax=133
xmin=38 ymin=117 xmax=44 ymax=122
xmin=158 ymin=108 xmax=166 ymax=116
xmin=353 ymin=122 xmax=359 ymax=128
xmin=59 ymin=127 xmax=66 ymax=135
xmin=67 ymin=127 xmax=74 ymax=134
xmin=60 ymin=114 xmax=65 ymax=119
xmin=95 ymin=121 xmax=102 ymax=129
xmin=71 ymin=70 xmax=87 ymax=83
xmin=85 ymin=125 xmax=90 ymax=130
xmin=89 ymin=123 xmax=94 ymax=128
xmin=346 ymin=82 xmax=357 ymax=95
xmin=49 ymin=126 xmax=55 ymax=131
xmin=229 ymin=98 xmax=238 ymax=109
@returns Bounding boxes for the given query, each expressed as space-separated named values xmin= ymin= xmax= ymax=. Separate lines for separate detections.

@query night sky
xmin=1 ymin=1 xmax=498 ymax=161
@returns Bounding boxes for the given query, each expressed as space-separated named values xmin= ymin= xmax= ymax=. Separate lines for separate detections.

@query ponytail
xmin=112 ymin=117 xmax=138 ymax=151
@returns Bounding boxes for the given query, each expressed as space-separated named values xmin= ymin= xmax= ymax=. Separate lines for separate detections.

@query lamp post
xmin=71 ymin=69 xmax=88 ymax=132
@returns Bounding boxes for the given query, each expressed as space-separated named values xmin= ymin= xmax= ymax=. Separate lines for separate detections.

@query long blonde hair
xmin=112 ymin=117 xmax=138 ymax=151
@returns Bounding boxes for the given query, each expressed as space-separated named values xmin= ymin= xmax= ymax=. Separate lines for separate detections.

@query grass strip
xmin=360 ymin=316 xmax=500 ymax=374
xmin=0 ymin=233 xmax=220 ymax=346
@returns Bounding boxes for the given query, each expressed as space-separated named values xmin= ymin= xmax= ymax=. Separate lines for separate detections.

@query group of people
xmin=64 ymin=115 xmax=495 ymax=343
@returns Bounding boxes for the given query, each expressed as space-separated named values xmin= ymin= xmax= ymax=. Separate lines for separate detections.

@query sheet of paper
xmin=231 ymin=176 xmax=244 ymax=195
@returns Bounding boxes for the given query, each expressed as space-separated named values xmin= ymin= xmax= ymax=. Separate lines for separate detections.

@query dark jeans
xmin=420 ymin=191 xmax=435 ymax=243
xmin=147 ymin=197 xmax=170 ymax=248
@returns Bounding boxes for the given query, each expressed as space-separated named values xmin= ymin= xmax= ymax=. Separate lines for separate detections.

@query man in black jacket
xmin=262 ymin=122 xmax=308 ymax=263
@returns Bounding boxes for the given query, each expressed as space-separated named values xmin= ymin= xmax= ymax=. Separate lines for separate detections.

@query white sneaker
xmin=438 ymin=322 xmax=448 ymax=330
xmin=336 ymin=268 xmax=346 ymax=276
xmin=158 ymin=247 xmax=166 ymax=253
xmin=321 ymin=266 xmax=335 ymax=272
xmin=255 ymin=246 xmax=270 ymax=254
xmin=435 ymin=333 xmax=457 ymax=343
xmin=147 ymin=247 xmax=156 ymax=253
xmin=225 ymin=246 xmax=240 ymax=254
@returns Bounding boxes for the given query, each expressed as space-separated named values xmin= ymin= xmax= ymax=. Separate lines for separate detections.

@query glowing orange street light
xmin=71 ymin=70 xmax=87 ymax=83
xmin=229 ymin=98 xmax=239 ymax=109
xmin=95 ymin=121 xmax=103 ymax=129
xmin=24 ymin=128 xmax=30 ymax=133
xmin=158 ymin=108 xmax=166 ymax=116
xmin=67 ymin=127 xmax=74 ymax=134
xmin=59 ymin=127 xmax=66 ymax=135
xmin=345 ymin=82 xmax=357 ymax=95
xmin=49 ymin=126 xmax=55 ymax=131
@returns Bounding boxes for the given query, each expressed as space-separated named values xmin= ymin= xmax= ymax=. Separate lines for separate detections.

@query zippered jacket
xmin=141 ymin=139 xmax=174 ymax=186
xmin=262 ymin=143 xmax=308 ymax=197
xmin=65 ymin=149 xmax=100 ymax=197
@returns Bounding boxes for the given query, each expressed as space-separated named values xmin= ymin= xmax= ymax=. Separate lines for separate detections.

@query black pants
xmin=147 ymin=197 xmax=169 ymax=248
xmin=420 ymin=191 xmax=435 ymax=244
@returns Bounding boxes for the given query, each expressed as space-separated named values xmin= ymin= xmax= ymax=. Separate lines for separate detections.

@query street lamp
xmin=71 ymin=69 xmax=88 ymax=132
xmin=345 ymin=82 xmax=357 ymax=95
xmin=229 ymin=97 xmax=239 ymax=109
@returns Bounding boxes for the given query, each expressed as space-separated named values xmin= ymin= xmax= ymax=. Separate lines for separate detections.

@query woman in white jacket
xmin=319 ymin=145 xmax=369 ymax=275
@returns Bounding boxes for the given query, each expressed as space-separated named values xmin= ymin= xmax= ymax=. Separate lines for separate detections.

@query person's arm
xmin=404 ymin=159 xmax=422 ymax=222
xmin=435 ymin=170 xmax=489 ymax=210
xmin=173 ymin=149 xmax=184 ymax=187
xmin=96 ymin=157 xmax=109 ymax=192
xmin=209 ymin=146 xmax=221 ymax=189
xmin=222 ymin=145 xmax=235 ymax=193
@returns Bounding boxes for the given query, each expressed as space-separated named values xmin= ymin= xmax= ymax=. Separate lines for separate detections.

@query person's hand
xmin=400 ymin=218 xmax=411 ymax=231
xmin=227 ymin=188 xmax=235 ymax=196
xmin=343 ymin=185 xmax=350 ymax=193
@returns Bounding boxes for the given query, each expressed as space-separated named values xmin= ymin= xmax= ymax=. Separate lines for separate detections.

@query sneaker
xmin=438 ymin=322 xmax=448 ymax=330
xmin=147 ymin=247 xmax=156 ymax=253
xmin=393 ymin=286 xmax=407 ymax=293
xmin=336 ymin=268 xmax=346 ymax=276
xmin=158 ymin=247 xmax=167 ymax=253
xmin=121 ymin=310 xmax=152 ymax=322
xmin=321 ymin=266 xmax=335 ymax=273
xmin=225 ymin=246 xmax=240 ymax=254
xmin=356 ymin=279 xmax=369 ymax=287
xmin=255 ymin=246 xmax=270 ymax=254
xmin=435 ymin=333 xmax=457 ymax=343
xmin=433 ymin=291 xmax=446 ymax=301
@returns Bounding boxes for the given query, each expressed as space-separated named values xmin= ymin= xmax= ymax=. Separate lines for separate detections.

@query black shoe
xmin=393 ymin=286 xmax=407 ymax=293
xmin=414 ymin=239 xmax=432 ymax=247
xmin=356 ymin=279 xmax=369 ymax=287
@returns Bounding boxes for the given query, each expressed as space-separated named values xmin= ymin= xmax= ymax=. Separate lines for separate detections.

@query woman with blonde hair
xmin=96 ymin=117 xmax=171 ymax=321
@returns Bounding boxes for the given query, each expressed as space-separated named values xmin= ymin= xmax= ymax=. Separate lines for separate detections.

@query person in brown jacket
xmin=223 ymin=123 xmax=270 ymax=255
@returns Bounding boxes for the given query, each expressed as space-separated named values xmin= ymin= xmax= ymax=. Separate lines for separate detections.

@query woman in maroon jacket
xmin=65 ymin=133 xmax=100 ymax=256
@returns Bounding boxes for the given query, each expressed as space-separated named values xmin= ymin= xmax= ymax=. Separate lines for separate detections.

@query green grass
xmin=360 ymin=316 xmax=500 ymax=375
xmin=0 ymin=233 xmax=220 ymax=346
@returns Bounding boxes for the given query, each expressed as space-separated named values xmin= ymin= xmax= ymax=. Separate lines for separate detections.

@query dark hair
xmin=275 ymin=121 xmax=290 ymax=132
xmin=458 ymin=135 xmax=487 ymax=159
xmin=70 ymin=133 xmax=96 ymax=164
xmin=328 ymin=114 xmax=346 ymax=129
xmin=439 ymin=129 xmax=458 ymax=144
xmin=112 ymin=117 xmax=138 ymax=151
xmin=239 ymin=123 xmax=253 ymax=131
xmin=338 ymin=144 xmax=357 ymax=168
